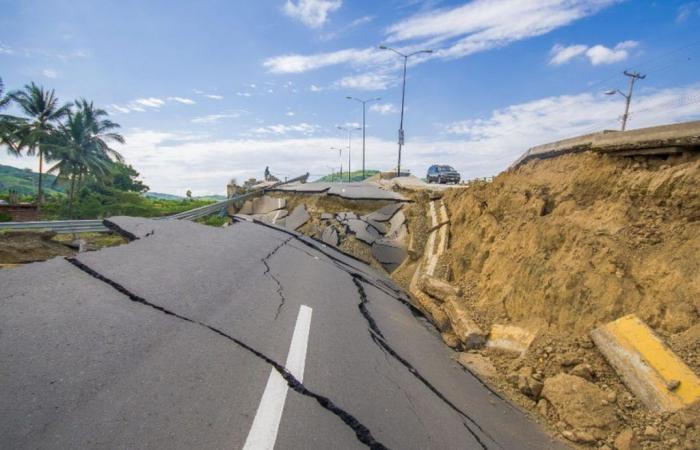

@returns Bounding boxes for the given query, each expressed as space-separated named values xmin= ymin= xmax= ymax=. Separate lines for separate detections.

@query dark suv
xmin=426 ymin=165 xmax=460 ymax=184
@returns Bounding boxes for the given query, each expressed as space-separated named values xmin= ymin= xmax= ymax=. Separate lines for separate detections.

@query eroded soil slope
xmin=440 ymin=151 xmax=700 ymax=448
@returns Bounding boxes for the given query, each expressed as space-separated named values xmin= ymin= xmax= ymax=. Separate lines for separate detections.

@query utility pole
xmin=346 ymin=96 xmax=380 ymax=180
xmin=379 ymin=45 xmax=433 ymax=177
xmin=606 ymin=71 xmax=646 ymax=131
xmin=337 ymin=126 xmax=360 ymax=182
xmin=330 ymin=147 xmax=344 ymax=182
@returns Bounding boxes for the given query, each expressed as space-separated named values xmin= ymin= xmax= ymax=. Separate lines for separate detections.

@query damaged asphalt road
xmin=0 ymin=217 xmax=565 ymax=449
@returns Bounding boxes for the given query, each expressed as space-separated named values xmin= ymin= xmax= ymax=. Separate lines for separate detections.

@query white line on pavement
xmin=242 ymin=305 xmax=313 ymax=450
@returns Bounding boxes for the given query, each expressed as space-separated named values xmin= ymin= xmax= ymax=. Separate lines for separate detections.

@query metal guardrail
xmin=0 ymin=173 xmax=310 ymax=233
xmin=0 ymin=219 xmax=108 ymax=234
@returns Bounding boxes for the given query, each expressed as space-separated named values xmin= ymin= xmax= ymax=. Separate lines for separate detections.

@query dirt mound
xmin=439 ymin=150 xmax=700 ymax=448
xmin=0 ymin=231 xmax=127 ymax=266
xmin=443 ymin=151 xmax=699 ymax=337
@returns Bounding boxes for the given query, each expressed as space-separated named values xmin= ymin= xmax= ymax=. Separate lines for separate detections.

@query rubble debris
xmin=591 ymin=314 xmax=700 ymax=413
xmin=371 ymin=239 xmax=407 ymax=272
xmin=321 ymin=227 xmax=339 ymax=246
xmin=541 ymin=373 xmax=619 ymax=441
xmin=454 ymin=353 xmax=497 ymax=379
xmin=485 ymin=324 xmax=538 ymax=356
xmin=344 ymin=219 xmax=380 ymax=244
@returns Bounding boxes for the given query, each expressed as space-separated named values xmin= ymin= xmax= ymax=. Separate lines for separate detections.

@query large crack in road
xmin=260 ymin=237 xmax=293 ymax=319
xmin=65 ymin=257 xmax=389 ymax=450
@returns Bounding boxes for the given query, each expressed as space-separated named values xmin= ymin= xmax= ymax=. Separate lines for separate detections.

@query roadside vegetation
xmin=0 ymin=76 xmax=216 ymax=221
xmin=317 ymin=169 xmax=380 ymax=182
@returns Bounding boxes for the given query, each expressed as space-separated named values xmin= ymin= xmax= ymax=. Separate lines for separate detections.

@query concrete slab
xmin=345 ymin=218 xmax=380 ymax=244
xmin=486 ymin=324 xmax=538 ymax=356
xmin=254 ymin=209 xmax=288 ymax=225
xmin=251 ymin=195 xmax=286 ymax=214
xmin=327 ymin=183 xmax=408 ymax=201
xmin=238 ymin=199 xmax=253 ymax=215
xmin=363 ymin=203 xmax=403 ymax=222
xmin=385 ymin=210 xmax=407 ymax=242
xmin=371 ymin=238 xmax=407 ymax=272
xmin=284 ymin=204 xmax=310 ymax=230
xmin=321 ymin=226 xmax=339 ymax=246
xmin=336 ymin=211 xmax=357 ymax=221
xmin=591 ymin=314 xmax=700 ymax=413
xmin=365 ymin=218 xmax=388 ymax=235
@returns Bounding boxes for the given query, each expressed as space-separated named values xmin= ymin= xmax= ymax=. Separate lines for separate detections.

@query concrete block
xmin=420 ymin=275 xmax=462 ymax=301
xmin=443 ymin=296 xmax=486 ymax=349
xmin=284 ymin=204 xmax=310 ymax=231
xmin=591 ymin=314 xmax=700 ymax=413
xmin=485 ymin=324 xmax=537 ymax=356
xmin=238 ymin=200 xmax=253 ymax=215
xmin=412 ymin=291 xmax=450 ymax=332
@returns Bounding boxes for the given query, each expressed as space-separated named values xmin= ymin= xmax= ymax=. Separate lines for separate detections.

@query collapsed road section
xmin=0 ymin=215 xmax=564 ymax=449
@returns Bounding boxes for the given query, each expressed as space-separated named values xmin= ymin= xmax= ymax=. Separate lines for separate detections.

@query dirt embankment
xmin=0 ymin=231 xmax=127 ymax=266
xmin=439 ymin=151 xmax=700 ymax=449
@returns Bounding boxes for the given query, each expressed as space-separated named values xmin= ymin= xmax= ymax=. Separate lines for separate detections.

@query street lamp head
xmin=605 ymin=90 xmax=617 ymax=96
xmin=379 ymin=45 xmax=388 ymax=50
xmin=423 ymin=49 xmax=434 ymax=54
xmin=346 ymin=96 xmax=352 ymax=100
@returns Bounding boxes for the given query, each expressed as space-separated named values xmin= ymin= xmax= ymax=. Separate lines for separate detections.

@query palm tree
xmin=0 ymin=77 xmax=24 ymax=156
xmin=9 ymin=83 xmax=72 ymax=208
xmin=47 ymin=103 xmax=124 ymax=218
xmin=72 ymin=98 xmax=124 ymax=191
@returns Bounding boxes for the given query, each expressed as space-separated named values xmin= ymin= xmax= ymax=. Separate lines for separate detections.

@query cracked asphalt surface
xmin=0 ymin=217 xmax=566 ymax=449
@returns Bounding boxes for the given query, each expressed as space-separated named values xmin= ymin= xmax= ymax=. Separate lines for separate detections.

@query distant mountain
xmin=144 ymin=192 xmax=184 ymax=200
xmin=0 ymin=164 xmax=66 ymax=196
xmin=316 ymin=169 xmax=380 ymax=182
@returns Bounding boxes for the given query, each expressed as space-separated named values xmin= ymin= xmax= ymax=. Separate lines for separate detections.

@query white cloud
xmin=265 ymin=0 xmax=619 ymax=78
xmin=42 ymin=69 xmax=58 ymax=79
xmin=191 ymin=112 xmax=245 ymax=124
xmin=309 ymin=84 xmax=324 ymax=92
xmin=549 ymin=40 xmax=638 ymax=66
xmin=283 ymin=0 xmax=342 ymax=28
xmin=677 ymin=2 xmax=700 ymax=22
xmin=549 ymin=44 xmax=588 ymax=65
xmin=236 ymin=92 xmax=252 ymax=97
xmin=204 ymin=94 xmax=224 ymax=100
xmin=264 ymin=47 xmax=390 ymax=74
xmin=168 ymin=96 xmax=196 ymax=105
xmin=110 ymin=104 xmax=132 ymax=114
xmin=370 ymin=102 xmax=398 ymax=115
xmin=335 ymin=72 xmax=396 ymax=91
xmin=132 ymin=97 xmax=165 ymax=108
xmin=252 ymin=123 xmax=319 ymax=135
xmin=586 ymin=40 xmax=638 ymax=65
xmin=285 ymin=111 xmax=295 ymax=116
xmin=0 ymin=42 xmax=14 ymax=54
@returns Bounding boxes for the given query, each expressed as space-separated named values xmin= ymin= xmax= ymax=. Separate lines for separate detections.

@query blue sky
xmin=1 ymin=0 xmax=699 ymax=195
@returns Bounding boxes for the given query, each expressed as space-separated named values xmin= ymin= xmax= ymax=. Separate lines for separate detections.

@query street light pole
xmin=330 ymin=147 xmax=344 ymax=181
xmin=379 ymin=45 xmax=433 ymax=177
xmin=346 ymin=96 xmax=380 ymax=180
xmin=337 ymin=125 xmax=360 ymax=182
xmin=606 ymin=70 xmax=646 ymax=131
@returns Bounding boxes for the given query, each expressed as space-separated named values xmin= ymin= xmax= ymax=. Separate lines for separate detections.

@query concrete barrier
xmin=591 ymin=314 xmax=700 ymax=413
xmin=485 ymin=324 xmax=538 ymax=356
xmin=510 ymin=120 xmax=700 ymax=169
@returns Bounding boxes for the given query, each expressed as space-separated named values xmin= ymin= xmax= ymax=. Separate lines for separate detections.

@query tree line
xmin=0 ymin=77 xmax=125 ymax=218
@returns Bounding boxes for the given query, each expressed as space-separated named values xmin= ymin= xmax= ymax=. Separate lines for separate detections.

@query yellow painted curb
xmin=591 ymin=314 xmax=700 ymax=413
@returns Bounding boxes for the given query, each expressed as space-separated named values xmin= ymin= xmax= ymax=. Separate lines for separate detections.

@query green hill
xmin=0 ymin=164 xmax=66 ymax=196
xmin=145 ymin=192 xmax=226 ymax=201
xmin=316 ymin=169 xmax=380 ymax=182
